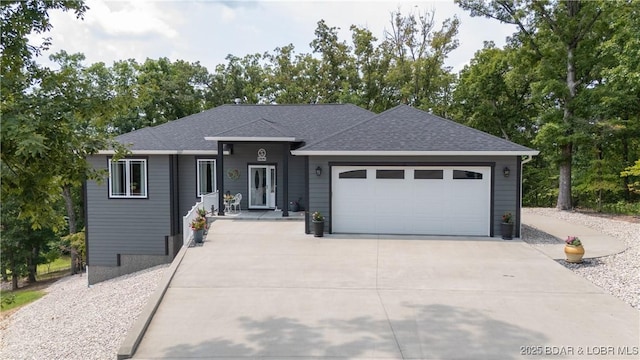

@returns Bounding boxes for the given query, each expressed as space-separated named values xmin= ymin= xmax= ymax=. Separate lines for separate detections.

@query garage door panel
xmin=332 ymin=166 xmax=491 ymax=236
xmin=333 ymin=214 xmax=372 ymax=233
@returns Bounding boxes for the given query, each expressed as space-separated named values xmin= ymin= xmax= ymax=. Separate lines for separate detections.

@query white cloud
xmin=31 ymin=0 xmax=517 ymax=73
xmin=84 ymin=0 xmax=179 ymax=39
xmin=220 ymin=6 xmax=237 ymax=23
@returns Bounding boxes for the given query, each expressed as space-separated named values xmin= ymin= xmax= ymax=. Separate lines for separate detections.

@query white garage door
xmin=332 ymin=166 xmax=491 ymax=236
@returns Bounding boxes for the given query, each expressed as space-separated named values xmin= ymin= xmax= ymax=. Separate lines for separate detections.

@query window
xmin=453 ymin=170 xmax=483 ymax=179
xmin=197 ymin=159 xmax=216 ymax=196
xmin=414 ymin=170 xmax=443 ymax=179
xmin=109 ymin=159 xmax=147 ymax=198
xmin=338 ymin=170 xmax=367 ymax=179
xmin=376 ymin=169 xmax=404 ymax=179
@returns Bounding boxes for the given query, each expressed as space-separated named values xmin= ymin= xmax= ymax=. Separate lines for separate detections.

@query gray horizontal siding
xmin=308 ymin=158 xmax=330 ymax=232
xmin=178 ymin=155 xmax=200 ymax=220
xmin=218 ymin=143 xmax=304 ymax=211
xmin=175 ymin=146 xmax=306 ymax=226
xmin=307 ymin=155 xmax=521 ymax=236
xmin=288 ymin=155 xmax=306 ymax=209
xmin=86 ymin=155 xmax=172 ymax=266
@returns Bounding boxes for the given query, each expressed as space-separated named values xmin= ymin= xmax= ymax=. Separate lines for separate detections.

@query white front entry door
xmin=332 ymin=166 xmax=491 ymax=236
xmin=248 ymin=165 xmax=276 ymax=209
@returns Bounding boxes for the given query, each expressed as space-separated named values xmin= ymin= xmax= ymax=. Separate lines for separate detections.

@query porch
xmin=209 ymin=210 xmax=306 ymax=221
xmin=184 ymin=192 xmax=306 ymax=247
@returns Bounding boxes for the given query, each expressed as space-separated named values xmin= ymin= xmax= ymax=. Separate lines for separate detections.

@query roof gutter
xmin=519 ymin=153 xmax=536 ymax=238
xmin=205 ymin=136 xmax=298 ymax=142
xmin=290 ymin=150 xmax=541 ymax=156
xmin=521 ymin=154 xmax=534 ymax=164
xmin=97 ymin=150 xmax=226 ymax=155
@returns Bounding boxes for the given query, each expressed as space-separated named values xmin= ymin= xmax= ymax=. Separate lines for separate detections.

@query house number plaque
xmin=257 ymin=148 xmax=267 ymax=161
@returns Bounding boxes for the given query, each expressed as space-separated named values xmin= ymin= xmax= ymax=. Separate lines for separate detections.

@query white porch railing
xmin=182 ymin=202 xmax=202 ymax=246
xmin=183 ymin=191 xmax=219 ymax=246
xmin=201 ymin=191 xmax=219 ymax=214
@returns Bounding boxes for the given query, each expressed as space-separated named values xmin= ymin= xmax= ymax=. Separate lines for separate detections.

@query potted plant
xmin=197 ymin=207 xmax=207 ymax=217
xmin=312 ymin=211 xmax=325 ymax=237
xmin=190 ymin=216 xmax=207 ymax=244
xmin=289 ymin=200 xmax=300 ymax=212
xmin=564 ymin=236 xmax=585 ymax=263
xmin=501 ymin=211 xmax=514 ymax=240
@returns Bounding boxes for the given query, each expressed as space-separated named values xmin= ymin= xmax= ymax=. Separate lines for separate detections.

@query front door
xmin=248 ymin=165 xmax=276 ymax=209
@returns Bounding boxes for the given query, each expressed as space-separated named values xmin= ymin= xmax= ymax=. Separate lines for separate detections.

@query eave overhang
xmin=205 ymin=136 xmax=298 ymax=142
xmin=290 ymin=150 xmax=540 ymax=156
xmin=97 ymin=150 xmax=227 ymax=155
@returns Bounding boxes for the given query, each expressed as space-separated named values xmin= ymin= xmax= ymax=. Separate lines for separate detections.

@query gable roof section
xmin=292 ymin=105 xmax=538 ymax=156
xmin=204 ymin=118 xmax=298 ymax=142
xmin=109 ymin=104 xmax=374 ymax=153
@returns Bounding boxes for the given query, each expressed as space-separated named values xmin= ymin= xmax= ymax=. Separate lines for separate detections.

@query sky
xmin=33 ymin=0 xmax=517 ymax=73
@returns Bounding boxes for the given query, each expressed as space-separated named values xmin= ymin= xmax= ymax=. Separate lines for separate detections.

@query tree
xmin=456 ymin=0 xmax=607 ymax=210
xmin=1 ymin=1 xmax=133 ymax=279
xmin=349 ymin=25 xmax=391 ymax=112
xmin=0 ymin=195 xmax=56 ymax=289
xmin=206 ymin=53 xmax=267 ymax=106
xmin=452 ymin=42 xmax=535 ymax=145
xmin=0 ymin=0 xmax=88 ymax=82
xmin=382 ymin=9 xmax=460 ymax=115
xmin=621 ymin=160 xmax=640 ymax=195
xmin=590 ymin=0 xmax=640 ymax=201
xmin=137 ymin=57 xmax=209 ymax=127
xmin=310 ymin=20 xmax=358 ymax=103
xmin=109 ymin=59 xmax=142 ymax=134
xmin=1 ymin=200 xmax=31 ymax=290
xmin=1 ymin=0 xmax=89 ymax=228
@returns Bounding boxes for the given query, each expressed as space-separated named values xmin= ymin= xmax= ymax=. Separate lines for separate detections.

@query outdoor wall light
xmin=315 ymin=166 xmax=322 ymax=176
xmin=503 ymin=166 xmax=511 ymax=177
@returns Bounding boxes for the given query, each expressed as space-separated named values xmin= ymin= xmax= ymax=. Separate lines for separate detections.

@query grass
xmin=37 ymin=256 xmax=71 ymax=275
xmin=0 ymin=256 xmax=71 ymax=316
xmin=0 ymin=256 xmax=71 ymax=312
xmin=0 ymin=289 xmax=46 ymax=312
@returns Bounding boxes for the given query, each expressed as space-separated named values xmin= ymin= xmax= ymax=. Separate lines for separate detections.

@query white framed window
xmin=109 ymin=159 xmax=148 ymax=198
xmin=197 ymin=159 xmax=216 ymax=196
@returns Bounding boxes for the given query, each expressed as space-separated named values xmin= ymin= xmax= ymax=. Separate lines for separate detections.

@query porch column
xmin=217 ymin=141 xmax=225 ymax=216
xmin=282 ymin=142 xmax=289 ymax=217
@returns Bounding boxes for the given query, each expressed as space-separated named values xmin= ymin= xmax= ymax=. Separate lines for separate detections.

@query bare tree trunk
xmin=27 ymin=246 xmax=37 ymax=283
xmin=1 ymin=263 xmax=7 ymax=281
xmin=70 ymin=250 xmax=78 ymax=275
xmin=62 ymin=185 xmax=79 ymax=274
xmin=11 ymin=275 xmax=18 ymax=290
xmin=557 ymin=144 xmax=573 ymax=210
xmin=622 ymin=138 xmax=631 ymax=200
xmin=62 ymin=186 xmax=77 ymax=234
xmin=557 ymin=37 xmax=578 ymax=210
xmin=10 ymin=261 xmax=18 ymax=291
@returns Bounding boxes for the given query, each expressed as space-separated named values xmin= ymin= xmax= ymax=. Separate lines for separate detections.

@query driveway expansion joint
xmin=376 ymin=289 xmax=405 ymax=359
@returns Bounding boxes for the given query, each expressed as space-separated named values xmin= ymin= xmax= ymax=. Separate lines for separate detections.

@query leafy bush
xmin=61 ymin=230 xmax=85 ymax=271
xmin=1 ymin=293 xmax=16 ymax=308
xmin=600 ymin=201 xmax=640 ymax=215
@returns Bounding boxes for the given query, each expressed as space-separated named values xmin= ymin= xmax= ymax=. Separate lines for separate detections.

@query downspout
xmin=520 ymin=155 xmax=534 ymax=237
xmin=216 ymin=141 xmax=225 ymax=215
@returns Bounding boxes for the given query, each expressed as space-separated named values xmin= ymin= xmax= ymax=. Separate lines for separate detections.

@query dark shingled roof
xmin=113 ymin=103 xmax=536 ymax=154
xmin=115 ymin=104 xmax=374 ymax=151
xmin=210 ymin=118 xmax=297 ymax=139
xmin=296 ymin=105 xmax=535 ymax=153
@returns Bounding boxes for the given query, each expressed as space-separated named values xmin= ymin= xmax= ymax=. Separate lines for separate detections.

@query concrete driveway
xmin=133 ymin=221 xmax=639 ymax=359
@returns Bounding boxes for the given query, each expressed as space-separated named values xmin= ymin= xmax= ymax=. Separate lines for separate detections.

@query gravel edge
xmin=0 ymin=264 xmax=168 ymax=360
xmin=1 ymin=209 xmax=637 ymax=359
xmin=522 ymin=208 xmax=640 ymax=310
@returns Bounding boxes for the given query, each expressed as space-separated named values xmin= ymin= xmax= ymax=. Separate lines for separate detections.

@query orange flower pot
xmin=564 ymin=244 xmax=585 ymax=263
